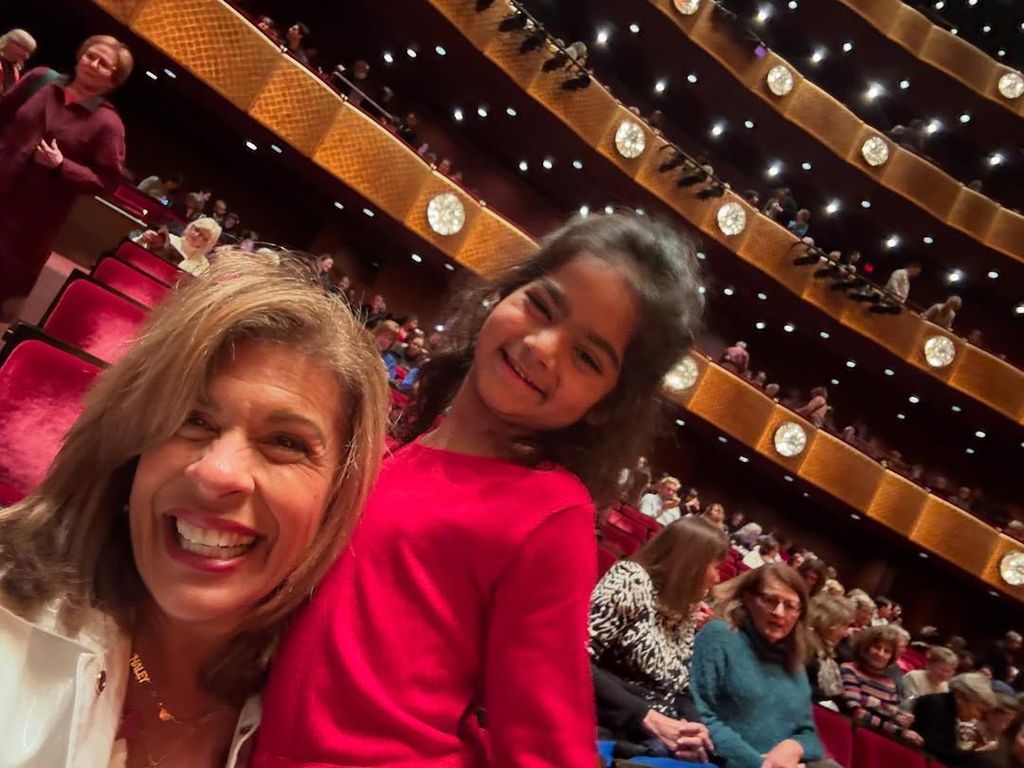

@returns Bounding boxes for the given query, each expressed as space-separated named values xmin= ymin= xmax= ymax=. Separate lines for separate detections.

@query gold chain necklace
xmin=128 ymin=651 xmax=225 ymax=726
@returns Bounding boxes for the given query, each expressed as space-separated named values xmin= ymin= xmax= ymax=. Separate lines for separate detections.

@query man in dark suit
xmin=913 ymin=674 xmax=996 ymax=766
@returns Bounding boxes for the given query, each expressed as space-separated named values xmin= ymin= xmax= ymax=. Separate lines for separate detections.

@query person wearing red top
xmin=0 ymin=35 xmax=131 ymax=320
xmin=253 ymin=213 xmax=706 ymax=767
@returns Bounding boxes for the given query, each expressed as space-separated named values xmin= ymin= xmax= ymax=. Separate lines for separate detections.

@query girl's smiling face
xmin=470 ymin=253 xmax=639 ymax=432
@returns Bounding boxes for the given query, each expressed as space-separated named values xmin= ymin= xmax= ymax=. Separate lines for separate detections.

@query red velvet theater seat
xmin=115 ymin=240 xmax=184 ymax=285
xmin=41 ymin=274 xmax=148 ymax=364
xmin=813 ymin=705 xmax=854 ymax=767
xmin=600 ymin=524 xmax=644 ymax=557
xmin=92 ymin=257 xmax=171 ymax=308
xmin=853 ymin=724 xmax=928 ymax=768
xmin=0 ymin=333 xmax=103 ymax=501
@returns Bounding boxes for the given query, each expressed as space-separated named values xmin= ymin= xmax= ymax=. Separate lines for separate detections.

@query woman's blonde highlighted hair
xmin=77 ymin=34 xmax=134 ymax=87
xmin=0 ymin=250 xmax=389 ymax=703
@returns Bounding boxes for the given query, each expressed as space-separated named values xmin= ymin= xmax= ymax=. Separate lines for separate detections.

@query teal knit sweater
xmin=691 ymin=619 xmax=824 ymax=768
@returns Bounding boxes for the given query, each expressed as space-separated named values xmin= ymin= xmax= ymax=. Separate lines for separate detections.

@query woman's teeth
xmin=175 ymin=518 xmax=256 ymax=559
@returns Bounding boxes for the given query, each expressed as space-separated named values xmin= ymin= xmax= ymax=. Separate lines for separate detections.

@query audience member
xmin=362 ymin=293 xmax=389 ymax=326
xmin=980 ymin=713 xmax=1024 ymax=768
xmin=0 ymin=251 xmax=389 ymax=767
xmin=741 ymin=535 xmax=780 ymax=569
xmin=640 ymin=476 xmax=683 ymax=526
xmin=913 ymin=673 xmax=998 ymax=766
xmin=396 ymin=314 xmax=419 ymax=342
xmin=682 ymin=487 xmax=702 ymax=514
xmin=383 ymin=334 xmax=428 ymax=393
xmin=220 ymin=211 xmax=242 ymax=241
xmin=725 ymin=509 xmax=746 ymax=534
xmin=285 ymin=22 xmax=311 ymax=64
xmin=370 ymin=319 xmax=400 ymax=353
xmin=981 ymin=632 xmax=1023 ymax=685
xmin=134 ymin=216 xmax=222 ymax=276
xmin=884 ymin=262 xmax=922 ymax=304
xmin=765 ymin=381 xmax=781 ymax=401
xmin=924 ymin=295 xmax=962 ymax=330
xmin=720 ymin=340 xmax=750 ymax=376
xmin=397 ymin=111 xmax=420 ymax=146
xmin=873 ymin=596 xmax=894 ymax=626
xmin=807 ymin=594 xmax=856 ymax=705
xmin=798 ymin=558 xmax=828 ymax=597
xmin=617 ymin=456 xmax=654 ymax=506
xmin=334 ymin=59 xmax=371 ymax=105
xmin=0 ymin=29 xmax=36 ymax=95
xmin=840 ymin=626 xmax=924 ymax=745
xmin=136 ymin=173 xmax=181 ymax=204
xmin=700 ymin=502 xmax=726 ymax=530
xmin=691 ymin=563 xmax=827 ymax=768
xmin=0 ymin=34 xmax=133 ymax=321
xmin=731 ymin=522 xmax=763 ymax=553
xmin=787 ymin=208 xmax=811 ymax=239
xmin=256 ymin=16 xmax=281 ymax=43
xmin=796 ymin=386 xmax=829 ymax=427
xmin=589 ymin=518 xmax=727 ymax=760
xmin=210 ymin=197 xmax=228 ymax=225
xmin=981 ymin=694 xmax=1021 ymax=751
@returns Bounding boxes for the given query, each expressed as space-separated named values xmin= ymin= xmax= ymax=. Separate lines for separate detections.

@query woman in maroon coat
xmin=0 ymin=35 xmax=132 ymax=320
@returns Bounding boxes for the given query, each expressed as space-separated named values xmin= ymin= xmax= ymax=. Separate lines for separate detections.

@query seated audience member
xmin=0 ymin=251 xmax=389 ymax=766
xmin=720 ymin=340 xmax=750 ymax=376
xmin=796 ymin=386 xmax=829 ymax=427
xmin=806 ymin=594 xmax=856 ymax=706
xmin=617 ymin=456 xmax=654 ymax=506
xmin=210 ymin=198 xmax=228 ymax=225
xmin=981 ymin=632 xmax=1023 ymax=685
xmin=256 ymin=16 xmax=281 ymax=42
xmin=741 ymin=535 xmax=780 ymax=570
xmin=884 ymin=262 xmax=922 ymax=304
xmin=136 ymin=173 xmax=181 ymax=204
xmin=383 ymin=334 xmax=428 ymax=393
xmin=371 ymin=319 xmax=400 ymax=354
xmin=220 ymin=211 xmax=242 ymax=242
xmin=913 ymin=674 xmax=998 ymax=766
xmin=978 ymin=712 xmax=1024 ymax=768
xmin=396 ymin=314 xmax=419 ymax=342
xmin=891 ymin=625 xmax=912 ymax=677
xmin=823 ymin=579 xmax=845 ymax=597
xmin=362 ymin=293 xmax=389 ymax=326
xmin=765 ymin=381 xmax=781 ymax=402
xmin=691 ymin=563 xmax=831 ymax=768
xmin=285 ymin=22 xmax=311 ymax=64
xmin=640 ymin=476 xmax=683 ymax=526
xmin=725 ymin=509 xmax=746 ymax=534
xmin=798 ymin=558 xmax=828 ymax=597
xmin=0 ymin=29 xmax=37 ymax=94
xmin=700 ymin=502 xmax=726 ymax=530
xmin=981 ymin=693 xmax=1021 ymax=750
xmin=837 ymin=591 xmax=877 ymax=662
xmin=787 ymin=209 xmax=811 ymax=239
xmin=397 ymin=111 xmax=420 ymax=146
xmin=589 ymin=518 xmax=728 ymax=760
xmin=751 ymin=370 xmax=767 ymax=389
xmin=731 ymin=522 xmax=763 ymax=553
xmin=924 ymin=295 xmax=963 ymax=330
xmin=873 ymin=596 xmax=894 ymax=626
xmin=840 ymin=626 xmax=924 ymax=746
xmin=682 ymin=487 xmax=701 ymax=515
xmin=134 ymin=216 xmax=222 ymax=276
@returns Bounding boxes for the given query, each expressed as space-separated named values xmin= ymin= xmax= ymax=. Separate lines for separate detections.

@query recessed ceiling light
xmin=755 ymin=321 xmax=767 ymax=330
xmin=810 ymin=47 xmax=826 ymax=64
xmin=850 ymin=513 xmax=862 ymax=520
xmin=959 ymin=112 xmax=971 ymax=124
xmin=477 ymin=105 xmax=489 ymax=118
xmin=897 ymin=413 xmax=906 ymax=420
xmin=899 ymin=79 xmax=910 ymax=90
xmin=842 ymin=41 xmax=854 ymax=53
xmin=975 ymin=430 xmax=986 ymax=439
xmin=629 ymin=22 xmax=641 ymax=34
xmin=453 ymin=107 xmax=464 ymax=121
xmin=825 ymin=199 xmax=841 ymax=215
xmin=925 ymin=119 xmax=942 ymax=135
xmin=711 ymin=122 xmax=725 ymax=137
xmin=675 ymin=418 xmax=685 ymax=426
xmin=411 ymin=253 xmax=422 ymax=263
xmin=922 ymin=235 xmax=934 ymax=245
xmin=965 ymin=447 xmax=975 ymax=455
xmin=362 ymin=207 xmax=375 ymax=217
xmin=865 ymin=82 xmax=883 ymax=101
xmin=908 ymin=394 xmax=920 ymax=404
xmin=506 ymin=106 xmax=517 ymax=118
xmin=444 ymin=263 xmax=455 ymax=271
xmin=723 ymin=287 xmax=735 ymax=296
xmin=270 ymin=144 xmax=282 ymax=154
xmin=579 ymin=204 xmax=590 ymax=216
xmin=635 ymin=208 xmax=645 ymax=216
xmin=739 ymin=455 xmax=750 ymax=463
xmin=406 ymin=47 xmax=418 ymax=59
xmin=845 ymin=359 xmax=856 ymax=369
xmin=819 ymin=331 xmax=830 ymax=339
xmin=788 ymin=0 xmax=798 ymax=9
xmin=696 ymin=251 xmax=706 ymax=260
xmin=383 ymin=51 xmax=394 ymax=64
xmin=783 ymin=322 xmax=796 ymax=333
xmin=951 ymin=404 xmax=962 ymax=413
xmin=919 ymin=552 xmax=929 ymax=559
xmin=757 ymin=292 xmax=767 ymax=301
xmin=982 ymin=24 xmax=991 ymax=33
xmin=784 ymin=475 xmax=794 ymax=482
xmin=883 ymin=368 xmax=894 ymax=376
xmin=518 ymin=160 xmax=528 ymax=172
xmin=766 ymin=162 xmax=782 ymax=178
xmin=435 ymin=45 xmax=447 ymax=56
xmin=572 ymin=159 xmax=584 ymax=170
xmin=542 ymin=157 xmax=554 ymax=170
xmin=144 ymin=70 xmax=158 ymax=80
xmin=756 ymin=6 xmax=772 ymax=23
xmin=830 ymin=377 xmax=840 ymax=385
xmin=998 ymin=49 xmax=1007 ymax=58
xmin=717 ymin=435 xmax=728 ymax=443
xmin=244 ymin=140 xmax=258 ymax=151
xmin=163 ymin=68 xmax=177 ymax=79
xmin=596 ymin=28 xmax=610 ymax=46
xmin=934 ymin=0 xmax=945 ymax=7
xmin=333 ymin=201 xmax=344 ymax=210
xmin=1015 ymin=303 xmax=1024 ymax=316
xmin=604 ymin=204 xmax=614 ymax=214
xmin=687 ymin=73 xmax=699 ymax=84
xmin=801 ymin=161 xmax=812 ymax=171
xmin=885 ymin=234 xmax=900 ymax=249
xmin=987 ymin=270 xmax=1000 ymax=279
xmin=744 ymin=119 xmax=755 ymax=129
xmin=861 ymin=200 xmax=871 ymax=209
xmin=946 ymin=268 xmax=965 ymax=284
xmin=989 ymin=153 xmax=1005 ymax=167
xmin=950 ymin=27 xmax=958 ymax=35
xmin=654 ymin=79 xmax=667 ymax=94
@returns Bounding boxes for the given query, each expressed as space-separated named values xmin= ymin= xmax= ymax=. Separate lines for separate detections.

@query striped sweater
xmin=839 ymin=662 xmax=912 ymax=738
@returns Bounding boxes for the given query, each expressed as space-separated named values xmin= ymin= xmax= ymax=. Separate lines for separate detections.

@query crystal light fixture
xmin=1000 ymin=551 xmax=1024 ymax=586
xmin=716 ymin=202 xmax=747 ymax=236
xmin=766 ymin=65 xmax=794 ymax=96
xmin=426 ymin=192 xmax=466 ymax=236
xmin=922 ymin=335 xmax=956 ymax=369
xmin=663 ymin=355 xmax=700 ymax=393
xmin=773 ymin=421 xmax=808 ymax=458
xmin=861 ymin=136 xmax=890 ymax=167
xmin=997 ymin=71 xmax=1024 ymax=100
xmin=673 ymin=0 xmax=701 ymax=15
xmin=614 ymin=119 xmax=647 ymax=159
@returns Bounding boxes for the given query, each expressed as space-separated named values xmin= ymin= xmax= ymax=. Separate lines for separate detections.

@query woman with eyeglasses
xmin=691 ymin=562 xmax=837 ymax=768
xmin=0 ymin=34 xmax=132 ymax=322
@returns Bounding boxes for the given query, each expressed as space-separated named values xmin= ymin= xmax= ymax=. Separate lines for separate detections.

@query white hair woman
xmin=134 ymin=215 xmax=223 ymax=276
xmin=0 ymin=251 xmax=389 ymax=766
xmin=0 ymin=28 xmax=37 ymax=93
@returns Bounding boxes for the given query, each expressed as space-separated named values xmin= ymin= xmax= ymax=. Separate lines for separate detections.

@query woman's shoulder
xmin=598 ymin=560 xmax=651 ymax=590
xmin=695 ymin=618 xmax=736 ymax=643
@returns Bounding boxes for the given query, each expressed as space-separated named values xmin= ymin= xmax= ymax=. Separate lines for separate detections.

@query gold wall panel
xmin=685 ymin=365 xmax=775 ymax=446
xmin=131 ymin=0 xmax=280 ymax=111
xmin=428 ymin=0 xmax=1024 ymax=424
xmin=950 ymin=347 xmax=1024 ymax=418
xmin=785 ymin=83 xmax=862 ymax=158
xmin=483 ymin=34 xmax=545 ymax=96
xmin=837 ymin=0 xmax=1024 ymax=119
xmin=800 ymin=431 xmax=884 ymax=510
xmin=648 ymin=0 xmax=1024 ymax=265
xmin=93 ymin=0 xmax=147 ymax=24
xmin=867 ymin=473 xmax=928 ymax=537
xmin=912 ymin=498 xmax=999 ymax=575
xmin=949 ymin=188 xmax=999 ymax=244
xmin=988 ymin=209 xmax=1024 ymax=262
xmin=96 ymin=0 xmax=1024 ymax=599
xmin=248 ymin=60 xmax=340 ymax=156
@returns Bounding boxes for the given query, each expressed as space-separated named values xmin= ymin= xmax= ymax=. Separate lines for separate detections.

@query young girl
xmin=252 ymin=213 xmax=704 ymax=767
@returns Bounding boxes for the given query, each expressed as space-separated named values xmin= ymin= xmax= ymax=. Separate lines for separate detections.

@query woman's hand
xmin=894 ymin=710 xmax=915 ymax=728
xmin=760 ymin=738 xmax=804 ymax=768
xmin=33 ymin=138 xmax=63 ymax=169
xmin=692 ymin=601 xmax=716 ymax=630
xmin=903 ymin=729 xmax=925 ymax=747
xmin=642 ymin=710 xmax=712 ymax=762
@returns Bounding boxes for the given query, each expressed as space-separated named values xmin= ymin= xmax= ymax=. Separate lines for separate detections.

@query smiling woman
xmin=0 ymin=250 xmax=389 ymax=767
